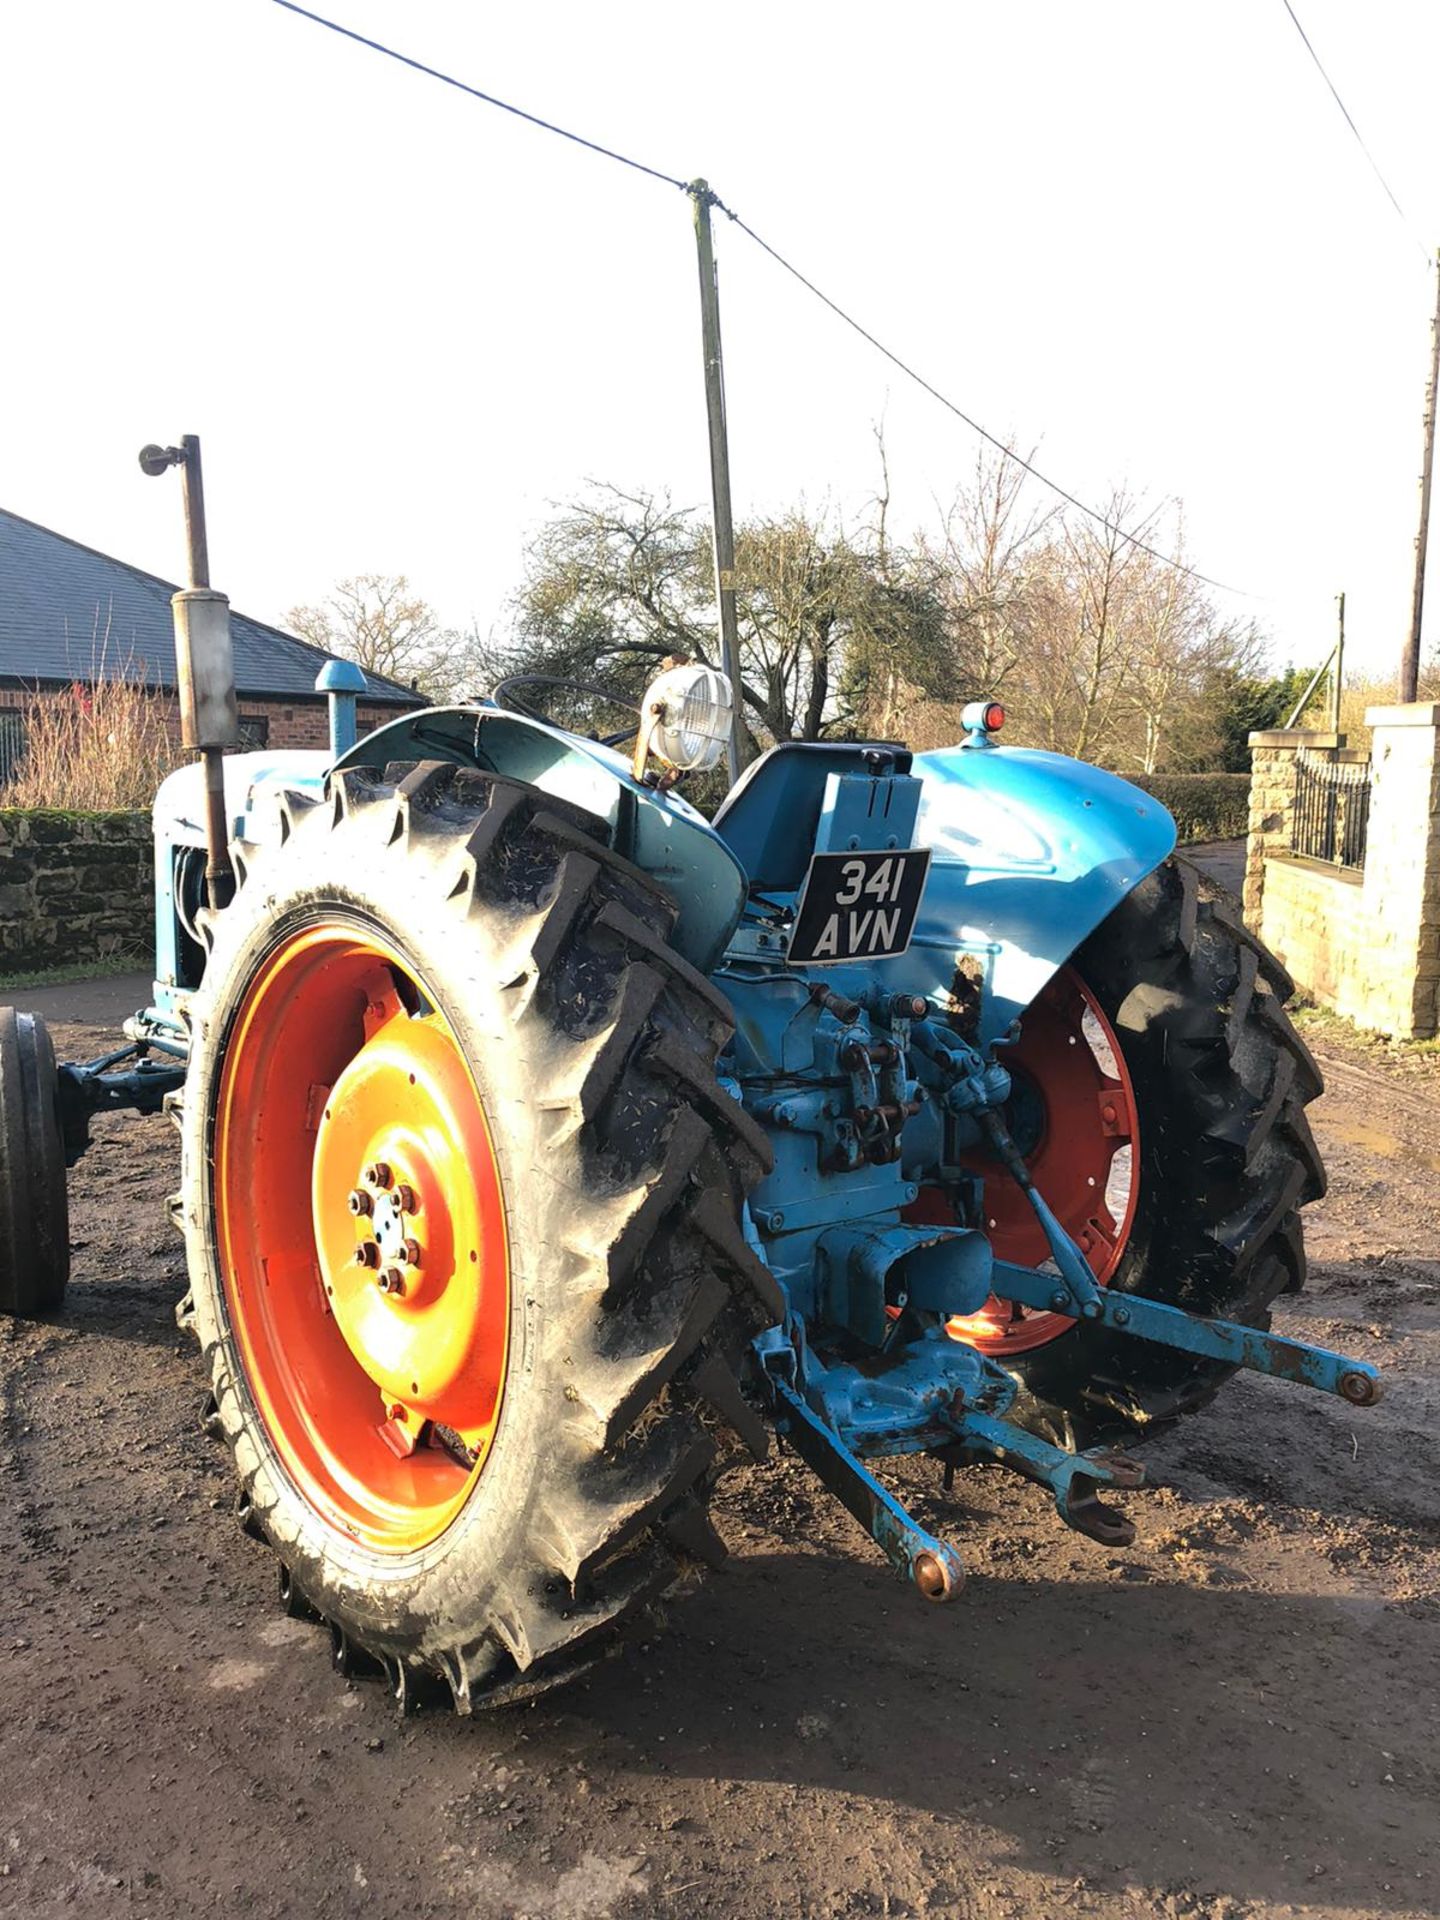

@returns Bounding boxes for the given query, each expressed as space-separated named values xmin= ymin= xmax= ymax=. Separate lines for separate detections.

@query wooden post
xmin=688 ymin=180 xmax=748 ymax=782
xmin=1332 ymin=591 xmax=1345 ymax=734
xmin=1401 ymin=250 xmax=1440 ymax=702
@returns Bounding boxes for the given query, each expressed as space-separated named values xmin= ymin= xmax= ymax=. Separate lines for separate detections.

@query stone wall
xmin=1256 ymin=857 xmax=1369 ymax=1024
xmin=0 ymin=810 xmax=152 ymax=972
xmin=1247 ymin=704 xmax=1440 ymax=1039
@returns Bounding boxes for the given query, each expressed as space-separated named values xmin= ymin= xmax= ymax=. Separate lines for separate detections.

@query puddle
xmin=1319 ymin=1115 xmax=1440 ymax=1175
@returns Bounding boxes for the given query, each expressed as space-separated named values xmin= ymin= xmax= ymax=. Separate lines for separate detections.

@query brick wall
xmin=0 ymin=810 xmax=151 ymax=972
xmin=1248 ymin=704 xmax=1440 ymax=1039
xmin=0 ymin=682 xmax=409 ymax=755
xmin=232 ymin=695 xmax=406 ymax=750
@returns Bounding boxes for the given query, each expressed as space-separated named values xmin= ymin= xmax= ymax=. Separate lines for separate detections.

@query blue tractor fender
xmin=874 ymin=743 xmax=1177 ymax=1040
xmin=150 ymin=711 xmax=749 ymax=994
xmin=331 ymin=707 xmax=749 ymax=973
xmin=704 ymin=733 xmax=1176 ymax=1039
xmin=333 ymin=715 xmax=1175 ymax=1036
xmin=151 ymin=713 xmax=1175 ymax=1043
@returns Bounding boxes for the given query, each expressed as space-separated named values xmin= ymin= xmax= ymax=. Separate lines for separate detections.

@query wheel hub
xmin=314 ymin=1005 xmax=498 ymax=1435
xmin=352 ymin=1164 xmax=422 ymax=1298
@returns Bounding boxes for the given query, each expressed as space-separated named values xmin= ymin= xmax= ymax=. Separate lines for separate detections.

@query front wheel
xmin=955 ymin=856 xmax=1325 ymax=1446
xmin=0 ymin=1006 xmax=69 ymax=1317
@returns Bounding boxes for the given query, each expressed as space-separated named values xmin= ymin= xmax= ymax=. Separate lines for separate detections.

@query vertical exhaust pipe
xmin=139 ymin=435 xmax=238 ymax=909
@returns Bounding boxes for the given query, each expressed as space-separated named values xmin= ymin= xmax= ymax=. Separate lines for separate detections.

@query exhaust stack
xmin=139 ymin=435 xmax=238 ymax=909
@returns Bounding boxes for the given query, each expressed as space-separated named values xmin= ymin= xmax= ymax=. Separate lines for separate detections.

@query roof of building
xmin=0 ymin=507 xmax=421 ymax=707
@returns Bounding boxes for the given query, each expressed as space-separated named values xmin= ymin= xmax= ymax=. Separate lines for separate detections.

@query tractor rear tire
xmin=1004 ymin=855 xmax=1326 ymax=1447
xmin=177 ymin=762 xmax=778 ymax=1709
xmin=0 ymin=1006 xmax=70 ymax=1317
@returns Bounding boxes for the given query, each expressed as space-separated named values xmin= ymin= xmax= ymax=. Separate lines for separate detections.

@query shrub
xmin=1129 ymin=772 xmax=1249 ymax=843
xmin=0 ymin=678 xmax=184 ymax=811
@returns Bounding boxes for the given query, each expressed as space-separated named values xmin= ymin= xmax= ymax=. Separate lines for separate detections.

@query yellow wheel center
xmin=314 ymin=1006 xmax=501 ymax=1442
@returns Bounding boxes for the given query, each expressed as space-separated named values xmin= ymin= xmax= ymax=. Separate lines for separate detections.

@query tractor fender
xmin=873 ymin=744 xmax=1177 ymax=1042
xmin=153 ymin=714 xmax=747 ymax=978
xmin=332 ymin=707 xmax=748 ymax=972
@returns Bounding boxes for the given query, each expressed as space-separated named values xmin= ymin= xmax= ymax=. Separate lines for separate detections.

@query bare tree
xmin=286 ymin=575 xmax=464 ymax=700
xmin=499 ymin=484 xmax=947 ymax=748
xmin=1110 ymin=525 xmax=1271 ymax=773
xmin=514 ymin=485 xmax=713 ymax=671
xmin=851 ymin=425 xmax=953 ymax=740
xmin=499 ymin=475 xmax=1274 ymax=776
xmin=926 ymin=445 xmax=1058 ymax=698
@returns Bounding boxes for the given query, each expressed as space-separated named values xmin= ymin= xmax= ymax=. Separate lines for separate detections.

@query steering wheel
xmin=491 ymin=674 xmax=642 ymax=749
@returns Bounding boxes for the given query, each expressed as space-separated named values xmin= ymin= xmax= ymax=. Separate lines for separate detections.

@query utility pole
xmin=1283 ymin=597 xmax=1343 ymax=730
xmin=688 ymin=179 xmax=748 ymax=782
xmin=1401 ymin=249 xmax=1440 ymax=702
xmin=1332 ymin=591 xmax=1345 ymax=734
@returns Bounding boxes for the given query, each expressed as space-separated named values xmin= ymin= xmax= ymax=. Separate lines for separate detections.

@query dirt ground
xmin=2 ymin=1010 xmax=1437 ymax=1920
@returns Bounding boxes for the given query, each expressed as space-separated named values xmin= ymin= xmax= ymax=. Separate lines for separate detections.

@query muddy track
xmin=0 ymin=1018 xmax=1436 ymax=1920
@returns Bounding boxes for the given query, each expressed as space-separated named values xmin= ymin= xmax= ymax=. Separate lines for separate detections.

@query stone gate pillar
xmin=1361 ymin=703 xmax=1440 ymax=1039
xmin=1244 ymin=728 xmax=1343 ymax=927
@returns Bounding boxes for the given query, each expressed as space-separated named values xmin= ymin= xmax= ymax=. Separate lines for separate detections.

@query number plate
xmin=786 ymin=849 xmax=932 ymax=966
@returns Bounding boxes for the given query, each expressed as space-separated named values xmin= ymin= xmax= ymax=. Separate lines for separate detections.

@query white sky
xmin=4 ymin=0 xmax=1439 ymax=683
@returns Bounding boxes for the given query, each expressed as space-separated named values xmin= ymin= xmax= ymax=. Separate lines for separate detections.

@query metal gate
xmin=0 ymin=710 xmax=25 ymax=787
xmin=1292 ymin=751 xmax=1370 ymax=872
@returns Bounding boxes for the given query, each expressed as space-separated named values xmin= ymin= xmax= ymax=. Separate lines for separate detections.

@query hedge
xmin=1128 ymin=772 xmax=1249 ymax=843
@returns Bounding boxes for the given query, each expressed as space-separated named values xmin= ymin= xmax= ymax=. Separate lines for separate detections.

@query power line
xmin=1278 ymin=0 xmax=1430 ymax=266
xmin=718 ymin=200 xmax=1243 ymax=594
xmin=271 ymin=0 xmax=1246 ymax=595
xmin=270 ymin=1 xmax=688 ymax=192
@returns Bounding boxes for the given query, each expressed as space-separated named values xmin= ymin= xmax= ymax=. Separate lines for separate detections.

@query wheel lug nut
xmin=394 ymin=1184 xmax=418 ymax=1215
xmin=353 ymin=1242 xmax=381 ymax=1270
xmin=347 ymin=1189 xmax=373 ymax=1217
xmin=379 ymin=1267 xmax=406 ymax=1297
xmin=364 ymin=1162 xmax=394 ymax=1190
xmin=399 ymin=1238 xmax=422 ymax=1268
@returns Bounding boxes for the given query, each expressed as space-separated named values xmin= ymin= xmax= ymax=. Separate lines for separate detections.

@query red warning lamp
xmin=960 ymin=699 xmax=1007 ymax=746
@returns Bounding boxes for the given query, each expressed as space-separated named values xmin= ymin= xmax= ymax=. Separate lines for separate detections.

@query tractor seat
xmin=710 ymin=740 xmax=912 ymax=894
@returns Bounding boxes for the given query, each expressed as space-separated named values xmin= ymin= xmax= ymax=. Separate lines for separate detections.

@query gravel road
xmin=1 ymin=1011 xmax=1436 ymax=1920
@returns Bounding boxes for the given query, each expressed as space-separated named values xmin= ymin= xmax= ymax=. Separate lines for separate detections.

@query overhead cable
xmin=716 ymin=197 xmax=1243 ymax=594
xmin=271 ymin=0 xmax=1246 ymax=593
xmin=271 ymin=0 xmax=688 ymax=191
xmin=1278 ymin=0 xmax=1430 ymax=266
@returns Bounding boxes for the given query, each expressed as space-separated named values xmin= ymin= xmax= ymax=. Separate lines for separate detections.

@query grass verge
xmin=0 ymin=952 xmax=152 ymax=992
xmin=1290 ymin=999 xmax=1440 ymax=1067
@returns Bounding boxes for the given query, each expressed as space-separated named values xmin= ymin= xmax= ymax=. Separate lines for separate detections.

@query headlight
xmin=642 ymin=663 xmax=733 ymax=773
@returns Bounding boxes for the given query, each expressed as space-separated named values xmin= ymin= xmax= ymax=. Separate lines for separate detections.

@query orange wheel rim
xmin=915 ymin=966 xmax=1138 ymax=1356
xmin=213 ymin=921 xmax=509 ymax=1554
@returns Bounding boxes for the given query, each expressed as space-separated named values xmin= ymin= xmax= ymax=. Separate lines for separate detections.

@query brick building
xmin=0 ymin=506 xmax=423 ymax=778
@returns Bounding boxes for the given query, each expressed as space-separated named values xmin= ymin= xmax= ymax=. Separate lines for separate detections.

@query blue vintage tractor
xmin=0 ymin=660 xmax=1379 ymax=1711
